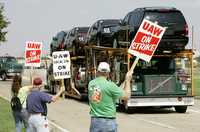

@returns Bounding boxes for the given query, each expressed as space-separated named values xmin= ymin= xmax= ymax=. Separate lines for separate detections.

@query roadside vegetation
xmin=0 ymin=4 xmax=10 ymax=43
xmin=194 ymin=65 xmax=200 ymax=96
xmin=0 ymin=97 xmax=15 ymax=131
xmin=194 ymin=76 xmax=200 ymax=96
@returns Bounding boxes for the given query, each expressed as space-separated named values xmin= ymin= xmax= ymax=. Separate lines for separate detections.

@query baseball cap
xmin=33 ymin=77 xmax=42 ymax=85
xmin=97 ymin=62 xmax=110 ymax=73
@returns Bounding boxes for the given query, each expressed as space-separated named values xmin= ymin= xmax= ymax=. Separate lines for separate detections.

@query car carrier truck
xmin=46 ymin=7 xmax=194 ymax=113
xmin=46 ymin=44 xmax=194 ymax=113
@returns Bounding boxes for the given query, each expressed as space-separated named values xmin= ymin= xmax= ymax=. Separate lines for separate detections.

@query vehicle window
xmin=129 ymin=11 xmax=143 ymax=27
xmin=101 ymin=20 xmax=120 ymax=26
xmin=144 ymin=11 xmax=186 ymax=25
xmin=94 ymin=22 xmax=98 ymax=30
xmin=134 ymin=57 xmax=175 ymax=74
xmin=6 ymin=57 xmax=17 ymax=63
xmin=123 ymin=14 xmax=130 ymax=25
xmin=91 ymin=23 xmax=98 ymax=34
xmin=87 ymin=27 xmax=92 ymax=35
xmin=109 ymin=25 xmax=118 ymax=32
xmin=56 ymin=31 xmax=66 ymax=44
xmin=78 ymin=27 xmax=89 ymax=34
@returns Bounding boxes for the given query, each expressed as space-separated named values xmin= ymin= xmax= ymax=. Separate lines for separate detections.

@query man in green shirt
xmin=88 ymin=62 xmax=132 ymax=132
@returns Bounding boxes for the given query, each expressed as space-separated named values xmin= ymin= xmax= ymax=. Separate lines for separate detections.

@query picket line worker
xmin=88 ymin=62 xmax=132 ymax=132
xmin=26 ymin=77 xmax=64 ymax=132
xmin=11 ymin=74 xmax=32 ymax=132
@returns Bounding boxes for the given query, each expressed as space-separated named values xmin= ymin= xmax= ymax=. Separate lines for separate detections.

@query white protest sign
xmin=25 ymin=41 xmax=42 ymax=67
xmin=128 ymin=19 xmax=166 ymax=62
xmin=52 ymin=51 xmax=71 ymax=79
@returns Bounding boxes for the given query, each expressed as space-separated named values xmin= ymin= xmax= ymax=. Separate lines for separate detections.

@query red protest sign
xmin=128 ymin=19 xmax=166 ymax=62
xmin=25 ymin=41 xmax=42 ymax=67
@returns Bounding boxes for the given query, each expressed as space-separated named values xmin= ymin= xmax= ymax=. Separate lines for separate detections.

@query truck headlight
xmin=8 ymin=69 xmax=14 ymax=72
xmin=181 ymin=84 xmax=187 ymax=90
xmin=132 ymin=85 xmax=137 ymax=91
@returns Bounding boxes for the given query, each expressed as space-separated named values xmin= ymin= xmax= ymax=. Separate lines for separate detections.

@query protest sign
xmin=25 ymin=41 xmax=42 ymax=67
xmin=128 ymin=19 xmax=166 ymax=62
xmin=52 ymin=51 xmax=71 ymax=79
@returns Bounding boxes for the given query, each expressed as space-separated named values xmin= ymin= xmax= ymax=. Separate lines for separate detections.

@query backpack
xmin=10 ymin=96 xmax=22 ymax=111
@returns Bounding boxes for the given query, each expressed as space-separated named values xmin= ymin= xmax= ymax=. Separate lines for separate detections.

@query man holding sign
xmin=88 ymin=62 xmax=132 ymax=132
xmin=27 ymin=77 xmax=64 ymax=132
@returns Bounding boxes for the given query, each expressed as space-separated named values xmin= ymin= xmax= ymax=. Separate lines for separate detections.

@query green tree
xmin=0 ymin=4 xmax=9 ymax=43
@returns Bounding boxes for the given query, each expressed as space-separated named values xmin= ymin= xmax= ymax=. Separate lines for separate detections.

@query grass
xmin=194 ymin=78 xmax=200 ymax=96
xmin=193 ymin=67 xmax=200 ymax=96
xmin=0 ymin=97 xmax=15 ymax=132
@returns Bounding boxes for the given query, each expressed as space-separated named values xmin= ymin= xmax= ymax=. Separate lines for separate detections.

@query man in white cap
xmin=88 ymin=62 xmax=132 ymax=132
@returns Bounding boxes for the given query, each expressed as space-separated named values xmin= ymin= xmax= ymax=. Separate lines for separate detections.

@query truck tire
xmin=174 ymin=106 xmax=187 ymax=113
xmin=1 ymin=72 xmax=7 ymax=81
xmin=113 ymin=38 xmax=118 ymax=48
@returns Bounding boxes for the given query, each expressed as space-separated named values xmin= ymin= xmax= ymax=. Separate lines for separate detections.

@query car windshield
xmin=55 ymin=31 xmax=67 ymax=44
xmin=133 ymin=57 xmax=176 ymax=74
xmin=101 ymin=20 xmax=120 ymax=26
xmin=6 ymin=57 xmax=17 ymax=63
xmin=78 ymin=27 xmax=89 ymax=33
xmin=144 ymin=11 xmax=186 ymax=25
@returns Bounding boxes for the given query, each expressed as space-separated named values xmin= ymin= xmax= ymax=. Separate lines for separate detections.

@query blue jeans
xmin=13 ymin=108 xmax=30 ymax=132
xmin=90 ymin=117 xmax=117 ymax=132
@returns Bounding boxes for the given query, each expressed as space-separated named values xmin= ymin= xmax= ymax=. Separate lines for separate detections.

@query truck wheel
xmin=113 ymin=38 xmax=118 ymax=48
xmin=174 ymin=106 xmax=187 ymax=113
xmin=1 ymin=73 xmax=7 ymax=81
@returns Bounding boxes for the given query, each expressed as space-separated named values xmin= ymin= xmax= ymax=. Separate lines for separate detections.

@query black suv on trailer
xmin=64 ymin=27 xmax=89 ymax=56
xmin=113 ymin=7 xmax=189 ymax=50
xmin=50 ymin=31 xmax=68 ymax=55
xmin=86 ymin=19 xmax=120 ymax=47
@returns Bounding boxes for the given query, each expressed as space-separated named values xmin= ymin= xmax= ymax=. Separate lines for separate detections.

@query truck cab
xmin=0 ymin=56 xmax=23 ymax=81
xmin=116 ymin=50 xmax=194 ymax=113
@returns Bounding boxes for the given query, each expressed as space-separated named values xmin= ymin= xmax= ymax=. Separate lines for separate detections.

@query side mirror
xmin=53 ymin=37 xmax=58 ymax=41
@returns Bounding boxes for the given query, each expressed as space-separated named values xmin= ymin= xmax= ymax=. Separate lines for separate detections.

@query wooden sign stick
xmin=120 ymin=57 xmax=139 ymax=89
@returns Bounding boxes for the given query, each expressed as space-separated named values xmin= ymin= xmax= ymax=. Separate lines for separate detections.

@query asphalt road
xmin=0 ymin=70 xmax=200 ymax=132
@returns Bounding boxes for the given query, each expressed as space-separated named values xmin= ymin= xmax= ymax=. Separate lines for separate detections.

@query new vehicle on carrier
xmin=112 ymin=7 xmax=189 ymax=50
xmin=0 ymin=56 xmax=23 ymax=81
xmin=64 ymin=27 xmax=89 ymax=56
xmin=86 ymin=19 xmax=120 ymax=47
xmin=50 ymin=31 xmax=68 ymax=55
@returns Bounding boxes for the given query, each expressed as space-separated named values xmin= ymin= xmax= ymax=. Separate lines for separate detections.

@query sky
xmin=0 ymin=0 xmax=200 ymax=57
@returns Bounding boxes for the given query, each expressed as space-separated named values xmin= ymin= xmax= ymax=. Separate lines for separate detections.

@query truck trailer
xmin=46 ymin=45 xmax=194 ymax=113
